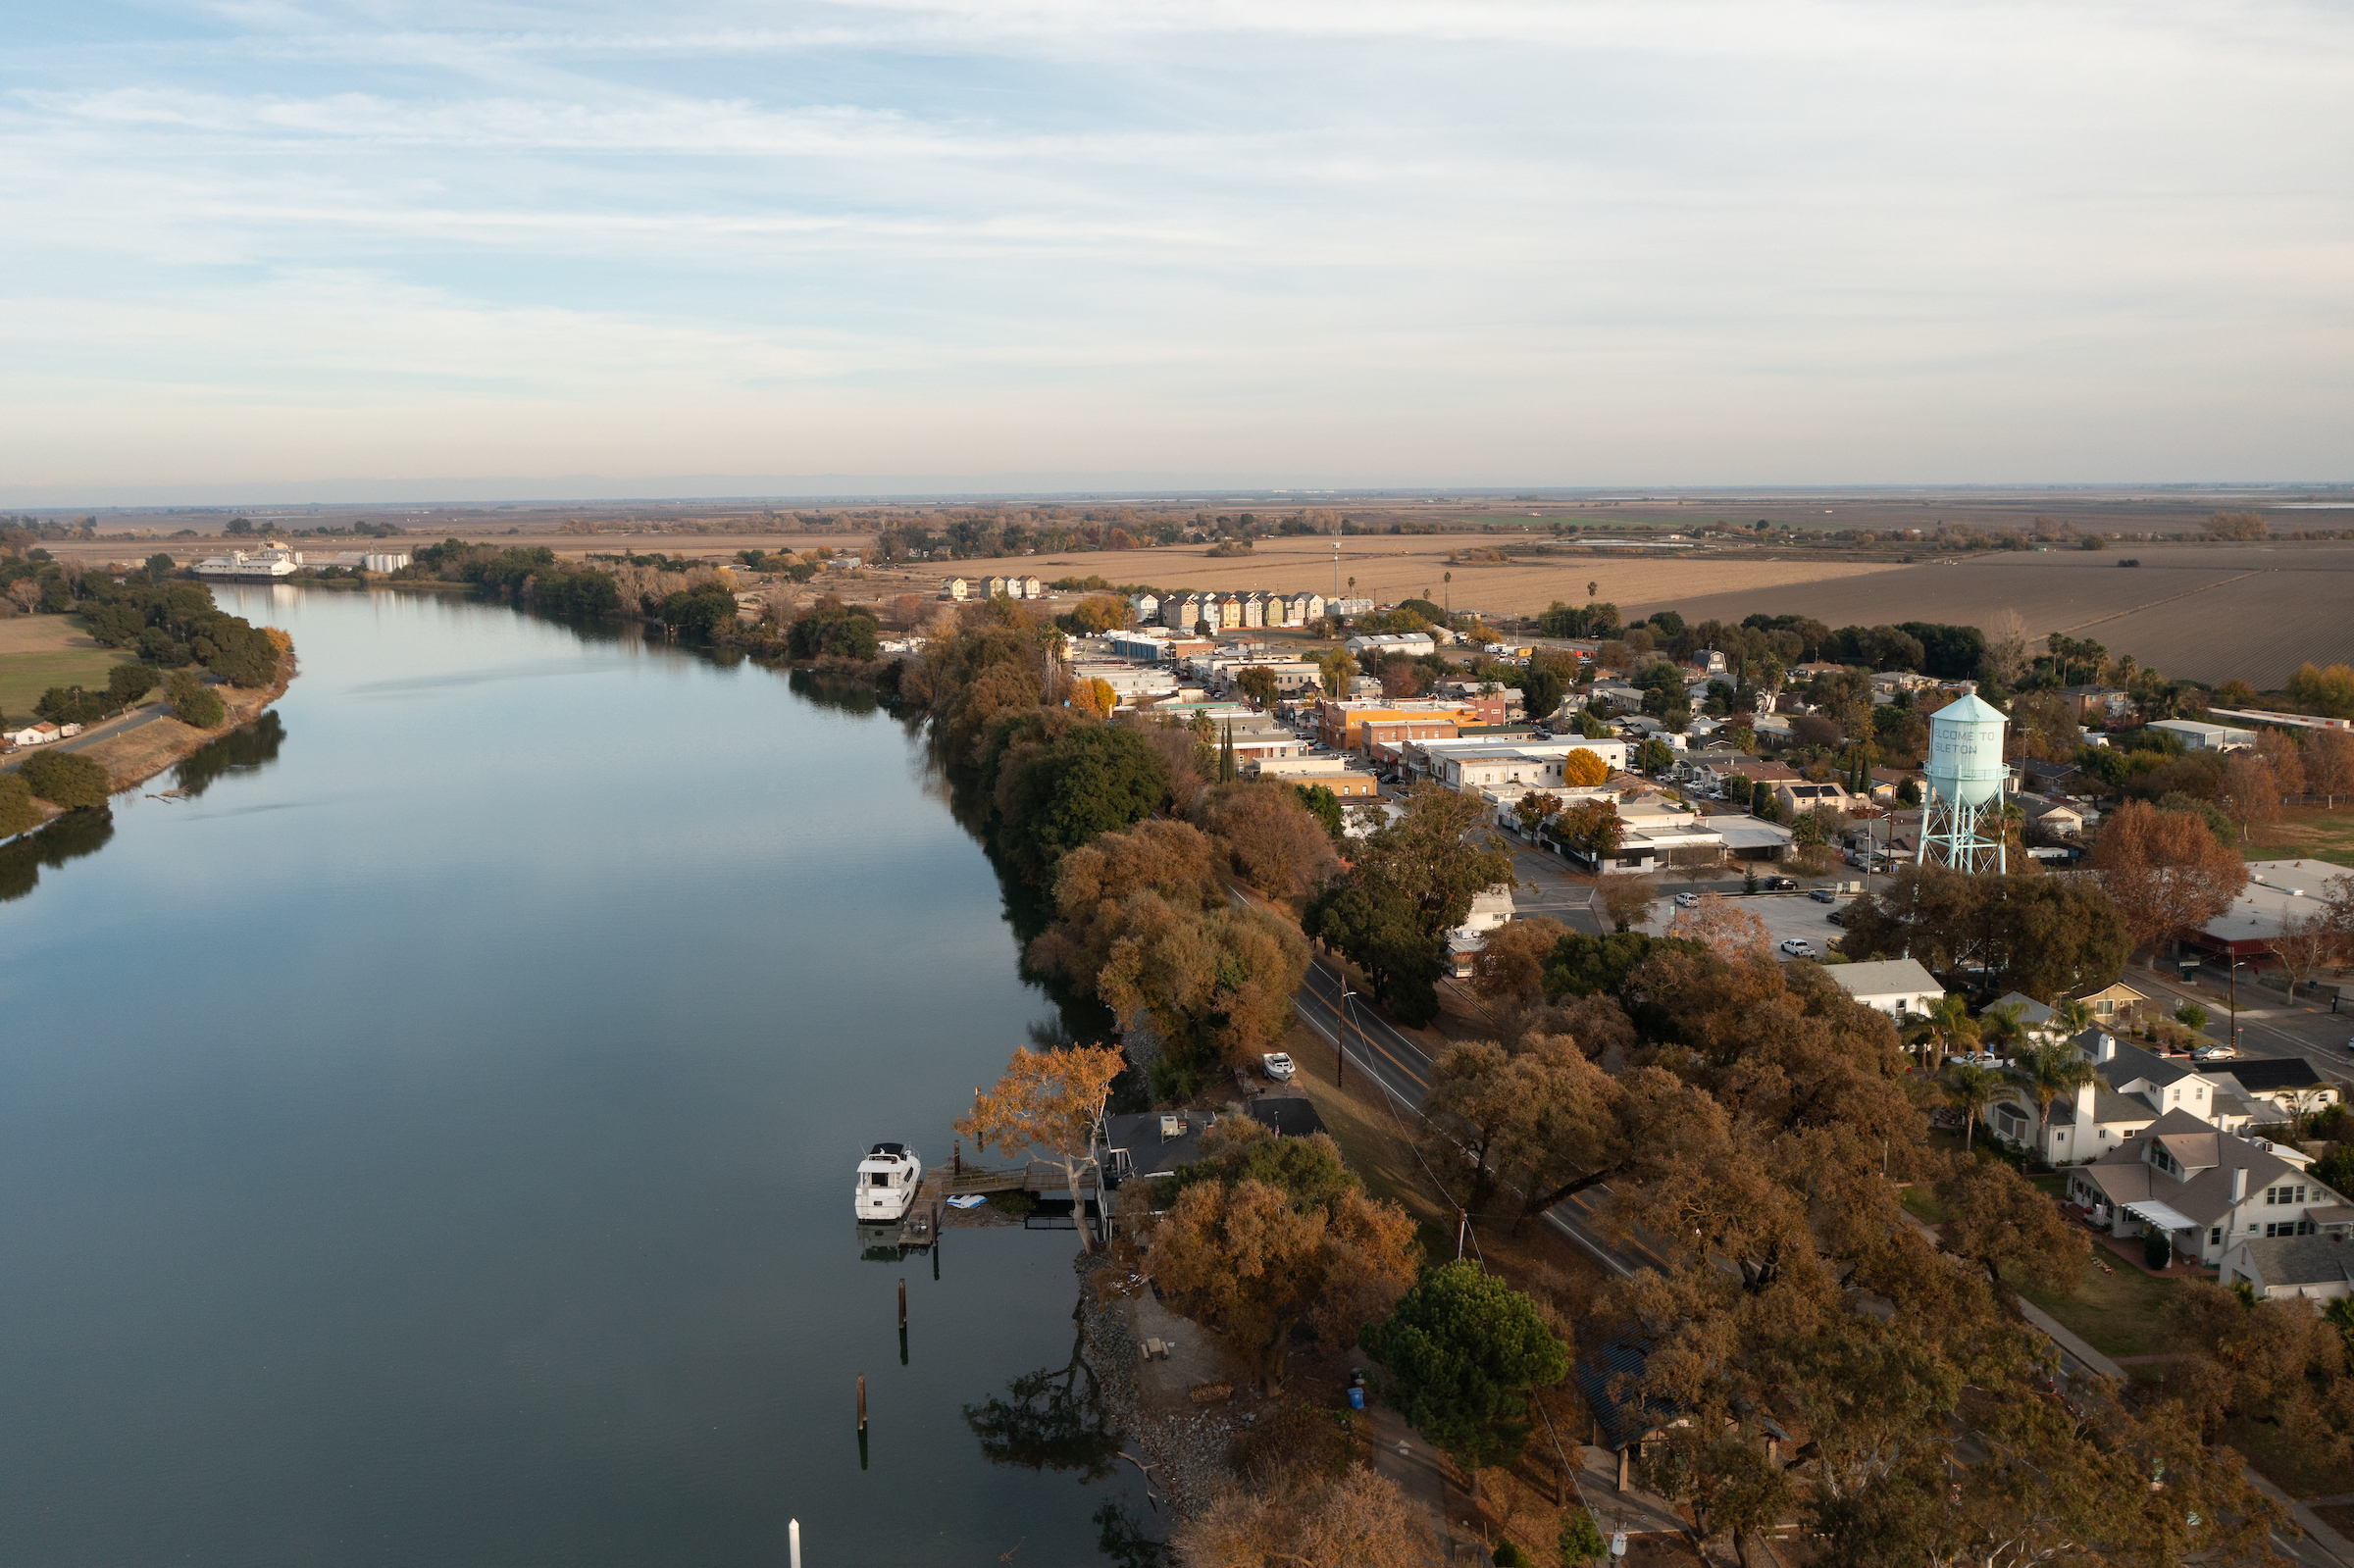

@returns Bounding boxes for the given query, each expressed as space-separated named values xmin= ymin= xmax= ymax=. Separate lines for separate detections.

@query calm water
xmin=0 ymin=588 xmax=1146 ymax=1566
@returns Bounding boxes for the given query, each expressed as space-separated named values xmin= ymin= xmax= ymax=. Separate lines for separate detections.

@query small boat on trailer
xmin=854 ymin=1142 xmax=924 ymax=1222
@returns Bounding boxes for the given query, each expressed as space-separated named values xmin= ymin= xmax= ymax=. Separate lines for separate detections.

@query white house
xmin=7 ymin=722 xmax=63 ymax=746
xmin=2222 ymin=1235 xmax=2354 ymax=1301
xmin=1827 ymin=958 xmax=1945 ymax=1021
xmin=939 ymin=577 xmax=970 ymax=601
xmin=2066 ymin=1111 xmax=2346 ymax=1267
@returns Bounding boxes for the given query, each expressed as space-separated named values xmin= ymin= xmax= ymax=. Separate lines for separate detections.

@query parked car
xmin=1826 ymin=909 xmax=1849 ymax=927
xmin=1260 ymin=1052 xmax=1297 ymax=1082
xmin=1779 ymin=938 xmax=1817 ymax=958
xmin=1674 ymin=891 xmax=1702 ymax=909
xmin=1760 ymin=876 xmax=1797 ymax=891
xmin=2191 ymin=1044 xmax=2237 ymax=1062
xmin=1809 ymin=887 xmax=1838 ymax=903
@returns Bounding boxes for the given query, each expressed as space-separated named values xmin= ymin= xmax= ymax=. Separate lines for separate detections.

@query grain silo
xmin=1920 ymin=692 xmax=2009 ymax=875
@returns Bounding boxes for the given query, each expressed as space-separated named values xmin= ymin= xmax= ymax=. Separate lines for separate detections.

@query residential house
xmin=8 ymin=722 xmax=63 ymax=745
xmin=2066 ymin=1109 xmax=2347 ymax=1267
xmin=1215 ymin=593 xmax=1245 ymax=629
xmin=1240 ymin=592 xmax=1265 ymax=630
xmin=1161 ymin=594 xmax=1206 ymax=632
xmin=2208 ymin=1057 xmax=2343 ymax=1125
xmin=1128 ymin=592 xmax=1159 ymax=624
xmin=2055 ymin=684 xmax=2132 ymax=722
xmin=2005 ymin=1031 xmax=2239 ymax=1165
xmin=1988 ymin=982 xmax=2148 ymax=1044
xmin=981 ymin=575 xmax=1009 ymax=598
xmin=1448 ymin=886 xmax=1519 ymax=978
xmin=1865 ymin=767 xmax=1921 ymax=804
xmin=938 ymin=577 xmax=970 ymax=601
xmin=2222 ymin=1235 xmax=2354 ymax=1301
xmin=1017 ymin=575 xmax=1043 ymax=599
xmin=2015 ymin=792 xmax=2088 ymax=839
xmin=1775 ymin=781 xmax=1852 ymax=819
xmin=1828 ymin=959 xmax=1945 ymax=1021
xmin=1869 ymin=671 xmax=1939 ymax=705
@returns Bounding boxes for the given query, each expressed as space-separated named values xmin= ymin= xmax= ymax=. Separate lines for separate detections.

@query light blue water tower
xmin=1921 ymin=692 xmax=2009 ymax=874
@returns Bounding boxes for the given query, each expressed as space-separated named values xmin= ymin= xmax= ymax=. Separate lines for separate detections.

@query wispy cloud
xmin=0 ymin=0 xmax=2348 ymax=498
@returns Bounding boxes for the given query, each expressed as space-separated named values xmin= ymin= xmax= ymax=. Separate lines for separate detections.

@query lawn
xmin=2242 ymin=806 xmax=2354 ymax=869
xmin=0 ymin=615 xmax=137 ymax=721
xmin=2011 ymin=1251 xmax=2180 ymax=1360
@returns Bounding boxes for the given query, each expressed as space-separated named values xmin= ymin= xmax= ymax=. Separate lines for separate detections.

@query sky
xmin=2 ymin=0 xmax=2350 ymax=503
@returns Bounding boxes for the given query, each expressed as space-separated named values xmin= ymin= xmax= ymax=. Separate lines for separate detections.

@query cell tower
xmin=1919 ymin=693 xmax=2009 ymax=875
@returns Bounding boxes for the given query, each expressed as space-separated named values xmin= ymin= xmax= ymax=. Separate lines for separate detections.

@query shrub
xmin=2144 ymin=1230 xmax=2172 ymax=1271
xmin=0 ymin=773 xmax=40 ymax=836
xmin=1494 ymin=1543 xmax=1527 ymax=1567
xmin=168 ymin=671 xmax=227 ymax=728
xmin=20 ymin=749 xmax=110 ymax=809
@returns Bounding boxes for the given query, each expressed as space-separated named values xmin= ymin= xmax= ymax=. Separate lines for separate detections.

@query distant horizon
xmin=9 ymin=478 xmax=2354 ymax=515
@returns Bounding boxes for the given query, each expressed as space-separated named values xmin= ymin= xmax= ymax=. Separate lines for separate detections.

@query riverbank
xmin=4 ymin=654 xmax=295 ymax=829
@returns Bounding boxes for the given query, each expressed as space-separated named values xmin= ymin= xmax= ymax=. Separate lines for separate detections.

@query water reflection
xmin=171 ymin=711 xmax=287 ymax=798
xmin=0 ymin=807 xmax=116 ymax=903
xmin=964 ymin=1325 xmax=1121 ymax=1482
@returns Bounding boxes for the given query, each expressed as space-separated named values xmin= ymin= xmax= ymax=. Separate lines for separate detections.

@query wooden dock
xmin=885 ymin=1161 xmax=1106 ymax=1247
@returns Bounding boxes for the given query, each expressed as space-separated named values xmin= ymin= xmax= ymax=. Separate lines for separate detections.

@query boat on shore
xmin=853 ymin=1142 xmax=923 ymax=1222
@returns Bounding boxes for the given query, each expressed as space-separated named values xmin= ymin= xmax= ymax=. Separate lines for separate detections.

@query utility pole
xmin=1336 ymin=976 xmax=1352 ymax=1089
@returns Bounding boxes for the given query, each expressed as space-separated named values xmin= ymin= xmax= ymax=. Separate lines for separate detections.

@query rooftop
xmin=1830 ymin=958 xmax=1943 ymax=998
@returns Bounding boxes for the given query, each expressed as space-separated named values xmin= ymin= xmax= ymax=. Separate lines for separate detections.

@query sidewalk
xmin=2016 ymin=1298 xmax=2354 ymax=1566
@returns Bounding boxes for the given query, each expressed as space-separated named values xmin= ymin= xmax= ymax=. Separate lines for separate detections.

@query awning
xmin=2124 ymin=1200 xmax=2203 ymax=1233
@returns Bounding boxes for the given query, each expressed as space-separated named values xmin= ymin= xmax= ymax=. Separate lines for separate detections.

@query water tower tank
xmin=1925 ymin=693 xmax=2009 ymax=807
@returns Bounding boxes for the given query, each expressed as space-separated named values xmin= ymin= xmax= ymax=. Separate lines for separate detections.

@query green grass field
xmin=2012 ymin=1251 xmax=2180 ymax=1359
xmin=0 ymin=616 xmax=137 ymax=722
xmin=2242 ymin=806 xmax=2354 ymax=868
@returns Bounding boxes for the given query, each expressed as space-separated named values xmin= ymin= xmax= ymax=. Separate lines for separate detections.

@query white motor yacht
xmin=853 ymin=1142 xmax=924 ymax=1222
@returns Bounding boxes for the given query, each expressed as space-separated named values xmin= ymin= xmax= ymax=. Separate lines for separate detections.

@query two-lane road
xmin=1287 ymin=957 xmax=1656 ymax=1278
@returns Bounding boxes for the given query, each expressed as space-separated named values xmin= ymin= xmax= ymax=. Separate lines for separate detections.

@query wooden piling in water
xmin=898 ymin=1278 xmax=906 ymax=1330
xmin=857 ymin=1373 xmax=867 ymax=1431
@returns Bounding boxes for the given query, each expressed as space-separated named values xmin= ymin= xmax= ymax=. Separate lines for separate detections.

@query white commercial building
xmin=2148 ymin=719 xmax=2258 ymax=751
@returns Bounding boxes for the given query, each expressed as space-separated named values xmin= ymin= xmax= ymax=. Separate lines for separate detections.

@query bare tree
xmin=1983 ymin=608 xmax=2031 ymax=686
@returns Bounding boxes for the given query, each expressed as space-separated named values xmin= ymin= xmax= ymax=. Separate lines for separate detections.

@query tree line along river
xmin=0 ymin=585 xmax=1150 ymax=1566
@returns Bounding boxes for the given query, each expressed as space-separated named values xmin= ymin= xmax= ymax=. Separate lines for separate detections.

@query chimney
xmin=2093 ymin=1032 xmax=2117 ymax=1063
xmin=2230 ymin=1167 xmax=2248 ymax=1203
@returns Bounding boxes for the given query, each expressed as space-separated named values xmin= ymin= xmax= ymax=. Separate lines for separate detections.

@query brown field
xmin=863 ymin=534 xmax=1907 ymax=621
xmin=1654 ymin=541 xmax=2354 ymax=688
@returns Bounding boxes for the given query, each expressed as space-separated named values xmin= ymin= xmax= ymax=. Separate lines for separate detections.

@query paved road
xmin=0 ymin=702 xmax=170 ymax=772
xmin=2127 ymin=957 xmax=2354 ymax=1089
xmin=1287 ymin=956 xmax=1669 ymax=1279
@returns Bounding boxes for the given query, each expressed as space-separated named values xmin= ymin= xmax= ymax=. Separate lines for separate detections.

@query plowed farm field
xmin=872 ymin=534 xmax=1907 ymax=622
xmin=1649 ymin=544 xmax=2354 ymax=687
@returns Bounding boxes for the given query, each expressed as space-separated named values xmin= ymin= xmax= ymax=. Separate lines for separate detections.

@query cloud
xmin=0 ymin=0 xmax=2348 ymax=493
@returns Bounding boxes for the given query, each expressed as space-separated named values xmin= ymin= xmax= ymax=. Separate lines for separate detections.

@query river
xmin=0 ymin=586 xmax=1151 ymax=1566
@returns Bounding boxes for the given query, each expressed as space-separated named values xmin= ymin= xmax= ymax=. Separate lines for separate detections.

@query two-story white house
xmin=2067 ymin=1110 xmax=2346 ymax=1268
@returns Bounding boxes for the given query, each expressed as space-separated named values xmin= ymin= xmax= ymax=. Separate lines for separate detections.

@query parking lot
xmin=1633 ymin=887 xmax=1867 ymax=960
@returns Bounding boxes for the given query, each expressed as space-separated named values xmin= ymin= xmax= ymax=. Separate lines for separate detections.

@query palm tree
xmin=1979 ymin=1000 xmax=2029 ymax=1060
xmin=1912 ymin=993 xmax=1978 ymax=1072
xmin=2007 ymin=1041 xmax=2098 ymax=1164
xmin=1945 ymin=1063 xmax=2005 ymax=1151
xmin=2050 ymin=997 xmax=2096 ymax=1038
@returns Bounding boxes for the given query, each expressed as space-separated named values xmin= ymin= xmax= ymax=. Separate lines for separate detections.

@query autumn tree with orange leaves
xmin=955 ymin=1042 xmax=1125 ymax=1251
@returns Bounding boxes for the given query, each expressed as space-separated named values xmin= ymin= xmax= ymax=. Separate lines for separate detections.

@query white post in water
xmin=790 ymin=1518 xmax=801 ymax=1568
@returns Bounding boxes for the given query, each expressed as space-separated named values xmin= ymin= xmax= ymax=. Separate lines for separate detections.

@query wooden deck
xmin=884 ymin=1161 xmax=1105 ymax=1247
